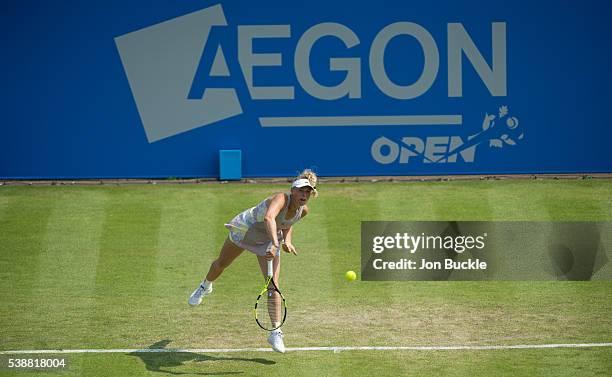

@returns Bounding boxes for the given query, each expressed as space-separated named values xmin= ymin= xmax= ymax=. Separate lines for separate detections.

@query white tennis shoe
xmin=188 ymin=283 xmax=213 ymax=306
xmin=267 ymin=329 xmax=286 ymax=353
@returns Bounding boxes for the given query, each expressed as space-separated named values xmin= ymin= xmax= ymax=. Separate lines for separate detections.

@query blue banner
xmin=1 ymin=0 xmax=611 ymax=178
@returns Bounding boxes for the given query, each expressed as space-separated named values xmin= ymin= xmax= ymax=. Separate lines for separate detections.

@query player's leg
xmin=206 ymin=237 xmax=245 ymax=281
xmin=188 ymin=237 xmax=244 ymax=306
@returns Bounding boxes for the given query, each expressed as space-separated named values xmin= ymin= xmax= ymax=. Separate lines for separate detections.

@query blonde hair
xmin=295 ymin=169 xmax=318 ymax=197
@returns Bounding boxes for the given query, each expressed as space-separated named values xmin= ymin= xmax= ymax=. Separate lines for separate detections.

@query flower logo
xmin=486 ymin=106 xmax=524 ymax=148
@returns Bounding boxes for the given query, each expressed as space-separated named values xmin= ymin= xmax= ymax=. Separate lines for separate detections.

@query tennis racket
xmin=254 ymin=257 xmax=287 ymax=331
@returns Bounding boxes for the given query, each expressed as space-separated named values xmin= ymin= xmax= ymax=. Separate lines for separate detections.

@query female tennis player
xmin=188 ymin=169 xmax=318 ymax=353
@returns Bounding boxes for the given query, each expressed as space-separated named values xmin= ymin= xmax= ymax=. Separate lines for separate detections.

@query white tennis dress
xmin=225 ymin=193 xmax=304 ymax=256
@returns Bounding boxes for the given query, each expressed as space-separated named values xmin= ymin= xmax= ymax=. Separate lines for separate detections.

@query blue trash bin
xmin=219 ymin=150 xmax=242 ymax=180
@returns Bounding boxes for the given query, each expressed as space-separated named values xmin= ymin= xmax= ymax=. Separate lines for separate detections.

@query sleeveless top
xmin=224 ymin=193 xmax=305 ymax=256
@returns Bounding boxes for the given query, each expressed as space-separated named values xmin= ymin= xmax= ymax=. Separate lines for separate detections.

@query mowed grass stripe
xmin=0 ymin=189 xmax=54 ymax=312
xmin=331 ymin=185 xmax=383 ymax=377
xmin=281 ymin=185 xmax=338 ymax=372
xmin=33 ymin=188 xmax=109 ymax=348
xmin=153 ymin=186 xmax=233 ymax=348
xmin=0 ymin=191 xmax=8 ymax=219
xmin=373 ymin=181 xmax=496 ymax=221
xmin=593 ymin=182 xmax=612 ymax=220
xmin=95 ymin=188 xmax=162 ymax=293
xmin=482 ymin=180 xmax=549 ymax=220
xmin=91 ymin=187 xmax=162 ymax=346
xmin=539 ymin=180 xmax=610 ymax=220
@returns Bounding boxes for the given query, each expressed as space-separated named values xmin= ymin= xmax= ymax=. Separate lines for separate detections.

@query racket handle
xmin=267 ymin=260 xmax=273 ymax=277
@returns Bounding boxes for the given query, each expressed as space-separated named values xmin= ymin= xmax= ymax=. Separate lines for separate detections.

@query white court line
xmin=1 ymin=343 xmax=611 ymax=354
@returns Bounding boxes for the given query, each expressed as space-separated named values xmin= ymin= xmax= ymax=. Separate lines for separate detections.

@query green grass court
xmin=1 ymin=180 xmax=611 ymax=376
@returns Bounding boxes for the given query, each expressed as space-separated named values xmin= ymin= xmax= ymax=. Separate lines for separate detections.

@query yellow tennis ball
xmin=345 ymin=270 xmax=357 ymax=281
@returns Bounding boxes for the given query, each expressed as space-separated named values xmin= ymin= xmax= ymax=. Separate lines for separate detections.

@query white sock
xmin=201 ymin=280 xmax=212 ymax=289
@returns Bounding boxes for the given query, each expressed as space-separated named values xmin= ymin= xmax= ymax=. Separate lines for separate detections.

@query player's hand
xmin=265 ymin=243 xmax=279 ymax=260
xmin=283 ymin=242 xmax=298 ymax=255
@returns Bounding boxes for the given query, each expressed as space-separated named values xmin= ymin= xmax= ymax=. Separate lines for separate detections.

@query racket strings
xmin=256 ymin=289 xmax=286 ymax=329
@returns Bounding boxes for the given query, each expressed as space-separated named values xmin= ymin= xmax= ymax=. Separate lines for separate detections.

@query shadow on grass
xmin=128 ymin=340 xmax=276 ymax=375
